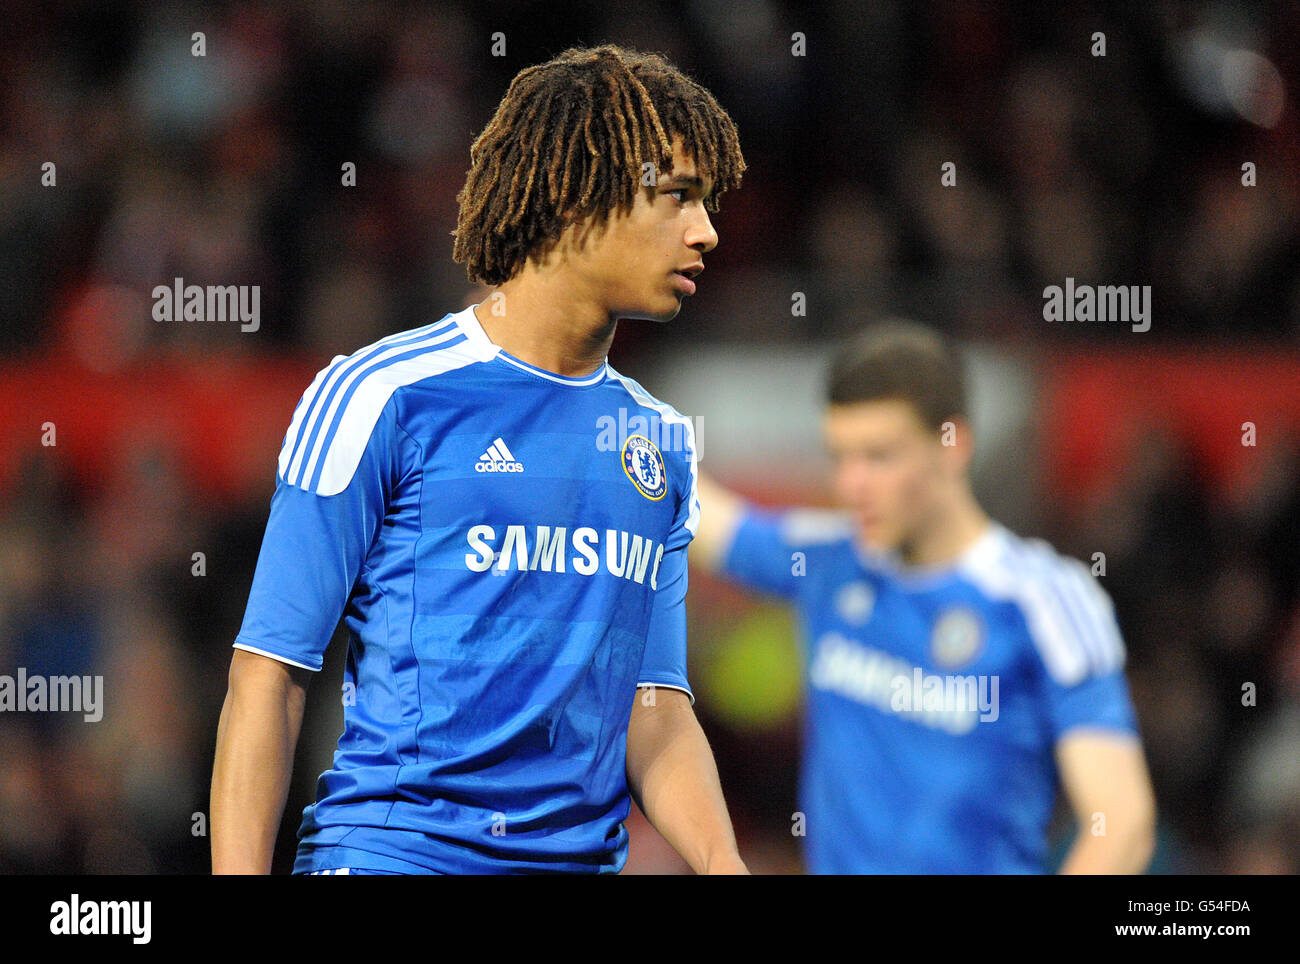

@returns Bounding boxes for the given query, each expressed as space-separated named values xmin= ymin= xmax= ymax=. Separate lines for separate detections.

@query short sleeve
xmin=636 ymin=540 xmax=693 ymax=703
xmin=1047 ymin=669 xmax=1139 ymax=741
xmin=636 ymin=431 xmax=697 ymax=702
xmin=1018 ymin=553 xmax=1141 ymax=741
xmin=232 ymin=391 xmax=400 ymax=672
xmin=661 ymin=409 xmax=700 ymax=552
xmin=718 ymin=505 xmax=802 ymax=601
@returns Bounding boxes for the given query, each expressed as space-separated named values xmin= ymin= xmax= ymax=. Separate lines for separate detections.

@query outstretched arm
xmin=690 ymin=472 xmax=747 ymax=575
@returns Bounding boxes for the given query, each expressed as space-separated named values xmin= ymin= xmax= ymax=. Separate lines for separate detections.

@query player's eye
xmin=666 ymin=188 xmax=688 ymax=203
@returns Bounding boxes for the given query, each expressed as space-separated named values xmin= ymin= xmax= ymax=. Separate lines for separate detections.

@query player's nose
xmin=686 ymin=208 xmax=718 ymax=253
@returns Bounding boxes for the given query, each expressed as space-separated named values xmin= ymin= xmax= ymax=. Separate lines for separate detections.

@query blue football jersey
xmin=233 ymin=305 xmax=699 ymax=874
xmin=720 ymin=505 xmax=1139 ymax=874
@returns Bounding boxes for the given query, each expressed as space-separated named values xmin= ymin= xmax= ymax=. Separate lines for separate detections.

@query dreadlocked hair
xmin=452 ymin=44 xmax=746 ymax=286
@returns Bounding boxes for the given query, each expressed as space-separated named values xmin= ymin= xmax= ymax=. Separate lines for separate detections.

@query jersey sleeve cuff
xmin=232 ymin=640 xmax=323 ymax=672
xmin=636 ymin=681 xmax=695 ymax=706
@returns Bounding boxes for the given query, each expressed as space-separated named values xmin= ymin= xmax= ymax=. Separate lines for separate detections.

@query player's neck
xmin=897 ymin=489 xmax=992 ymax=569
xmin=473 ymin=271 xmax=616 ymax=379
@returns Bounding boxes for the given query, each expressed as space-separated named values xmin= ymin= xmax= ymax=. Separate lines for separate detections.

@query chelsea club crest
xmin=931 ymin=607 xmax=985 ymax=669
xmin=621 ymin=434 xmax=667 ymax=501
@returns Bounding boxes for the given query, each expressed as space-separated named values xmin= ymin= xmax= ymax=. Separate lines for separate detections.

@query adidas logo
xmin=475 ymin=437 xmax=524 ymax=473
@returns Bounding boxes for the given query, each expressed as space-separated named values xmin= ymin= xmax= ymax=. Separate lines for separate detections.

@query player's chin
xmin=627 ymin=297 xmax=684 ymax=323
xmin=857 ymin=523 xmax=897 ymax=553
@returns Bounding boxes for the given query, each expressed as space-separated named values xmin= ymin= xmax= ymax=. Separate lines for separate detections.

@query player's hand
xmin=703 ymin=851 xmax=750 ymax=875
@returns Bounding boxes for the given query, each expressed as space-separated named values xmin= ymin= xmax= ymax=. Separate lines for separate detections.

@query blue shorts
xmin=303 ymin=867 xmax=401 ymax=875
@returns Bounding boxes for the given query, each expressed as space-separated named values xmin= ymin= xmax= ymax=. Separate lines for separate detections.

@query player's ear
xmin=938 ymin=415 xmax=975 ymax=472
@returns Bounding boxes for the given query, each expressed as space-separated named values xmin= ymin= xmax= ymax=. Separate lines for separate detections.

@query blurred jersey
xmin=234 ymin=305 xmax=699 ymax=874
xmin=720 ymin=506 xmax=1139 ymax=873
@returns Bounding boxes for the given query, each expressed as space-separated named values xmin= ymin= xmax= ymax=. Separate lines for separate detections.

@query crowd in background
xmin=2 ymin=0 xmax=1298 ymax=873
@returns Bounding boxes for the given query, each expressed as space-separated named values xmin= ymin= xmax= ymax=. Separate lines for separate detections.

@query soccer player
xmin=210 ymin=45 xmax=749 ymax=875
xmin=690 ymin=321 xmax=1157 ymax=873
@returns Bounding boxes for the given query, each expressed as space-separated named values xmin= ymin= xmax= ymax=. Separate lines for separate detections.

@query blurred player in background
xmin=691 ymin=320 xmax=1157 ymax=873
xmin=210 ymin=44 xmax=749 ymax=874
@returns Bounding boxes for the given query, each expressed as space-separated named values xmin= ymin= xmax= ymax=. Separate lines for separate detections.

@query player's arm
xmin=209 ymin=375 xmax=400 ymax=873
xmin=1026 ymin=558 xmax=1156 ymax=874
xmin=1054 ymin=729 xmax=1157 ymax=874
xmin=631 ymin=456 xmax=747 ymax=874
xmin=689 ymin=471 xmax=746 ymax=574
xmin=211 ymin=650 xmax=312 ymax=874
xmin=626 ymin=687 xmax=748 ymax=874
xmin=691 ymin=475 xmax=822 ymax=602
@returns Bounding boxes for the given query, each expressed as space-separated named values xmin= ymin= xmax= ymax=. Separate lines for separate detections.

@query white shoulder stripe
xmin=1047 ymin=551 xmax=1108 ymax=668
xmin=1041 ymin=545 xmax=1124 ymax=677
xmin=962 ymin=534 xmax=1125 ymax=686
xmin=277 ymin=321 xmax=493 ymax=496
xmin=278 ymin=318 xmax=451 ymax=485
xmin=290 ymin=325 xmax=464 ymax=489
xmin=278 ymin=360 xmax=338 ymax=482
